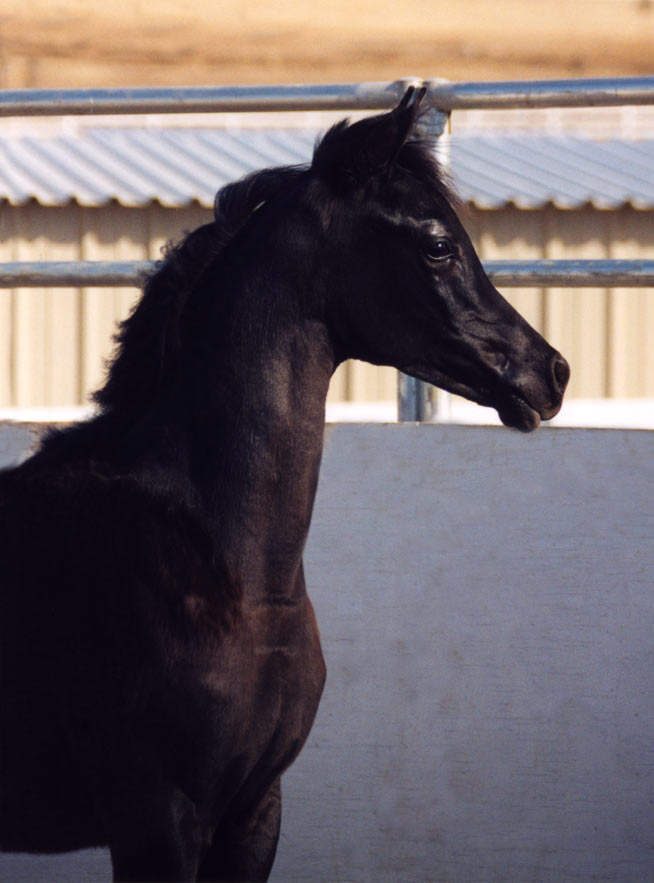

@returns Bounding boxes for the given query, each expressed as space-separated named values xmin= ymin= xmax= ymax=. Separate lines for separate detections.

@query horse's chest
xmin=249 ymin=599 xmax=325 ymax=732
xmin=200 ymin=598 xmax=325 ymax=761
xmin=181 ymin=600 xmax=325 ymax=819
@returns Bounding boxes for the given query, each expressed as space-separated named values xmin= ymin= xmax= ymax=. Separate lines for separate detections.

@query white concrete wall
xmin=1 ymin=422 xmax=653 ymax=882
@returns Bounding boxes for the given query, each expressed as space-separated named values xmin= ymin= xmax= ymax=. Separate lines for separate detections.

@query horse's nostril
xmin=551 ymin=354 xmax=570 ymax=395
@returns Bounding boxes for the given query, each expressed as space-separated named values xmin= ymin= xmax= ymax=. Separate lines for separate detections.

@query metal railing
xmin=2 ymin=259 xmax=654 ymax=290
xmin=2 ymin=76 xmax=654 ymax=116
xmin=2 ymin=75 xmax=654 ymax=418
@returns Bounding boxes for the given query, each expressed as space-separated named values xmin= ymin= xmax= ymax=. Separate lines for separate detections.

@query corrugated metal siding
xmin=1 ymin=128 xmax=654 ymax=408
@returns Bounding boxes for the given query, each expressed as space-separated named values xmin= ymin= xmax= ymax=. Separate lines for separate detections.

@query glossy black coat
xmin=0 ymin=89 xmax=568 ymax=882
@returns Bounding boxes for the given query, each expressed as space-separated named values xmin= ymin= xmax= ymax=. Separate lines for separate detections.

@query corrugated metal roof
xmin=1 ymin=127 xmax=653 ymax=210
xmin=449 ymin=135 xmax=654 ymax=209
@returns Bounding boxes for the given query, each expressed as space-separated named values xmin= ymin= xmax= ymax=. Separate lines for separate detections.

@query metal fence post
xmin=397 ymin=375 xmax=430 ymax=422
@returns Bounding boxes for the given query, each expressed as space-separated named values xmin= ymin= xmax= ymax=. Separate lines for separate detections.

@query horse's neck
xmin=173 ymin=313 xmax=334 ymax=603
xmin=219 ymin=345 xmax=330 ymax=598
xmin=75 ymin=244 xmax=336 ymax=603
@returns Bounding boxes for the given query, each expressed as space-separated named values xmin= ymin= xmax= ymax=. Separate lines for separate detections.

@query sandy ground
xmin=1 ymin=0 xmax=653 ymax=90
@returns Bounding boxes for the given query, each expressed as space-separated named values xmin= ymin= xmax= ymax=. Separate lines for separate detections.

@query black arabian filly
xmin=0 ymin=89 xmax=569 ymax=881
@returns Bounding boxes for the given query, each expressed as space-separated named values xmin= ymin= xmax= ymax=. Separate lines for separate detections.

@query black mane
xmin=94 ymin=164 xmax=306 ymax=416
xmin=92 ymin=220 xmax=220 ymax=415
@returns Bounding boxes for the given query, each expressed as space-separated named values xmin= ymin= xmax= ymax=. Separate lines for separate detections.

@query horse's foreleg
xmin=106 ymin=784 xmax=206 ymax=882
xmin=197 ymin=779 xmax=282 ymax=883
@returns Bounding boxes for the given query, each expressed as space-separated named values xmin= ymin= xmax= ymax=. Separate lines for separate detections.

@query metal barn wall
xmin=1 ymin=201 xmax=653 ymax=407
xmin=0 ymin=202 xmax=210 ymax=407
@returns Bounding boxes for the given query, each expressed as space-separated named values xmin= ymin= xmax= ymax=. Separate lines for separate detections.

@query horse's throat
xmin=222 ymin=415 xmax=325 ymax=602
xmin=195 ymin=346 xmax=332 ymax=603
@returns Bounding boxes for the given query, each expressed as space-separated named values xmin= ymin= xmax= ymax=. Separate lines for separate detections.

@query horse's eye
xmin=426 ymin=237 xmax=455 ymax=263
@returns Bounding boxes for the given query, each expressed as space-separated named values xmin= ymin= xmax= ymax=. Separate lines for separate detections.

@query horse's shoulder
xmin=2 ymin=456 xmax=240 ymax=627
xmin=0 ymin=457 xmax=201 ymax=568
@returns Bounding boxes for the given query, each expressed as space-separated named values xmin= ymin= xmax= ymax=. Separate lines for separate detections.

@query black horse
xmin=0 ymin=89 xmax=568 ymax=881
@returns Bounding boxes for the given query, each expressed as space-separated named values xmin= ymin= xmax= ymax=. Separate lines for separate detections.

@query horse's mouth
xmin=404 ymin=366 xmax=562 ymax=432
xmin=439 ymin=382 xmax=556 ymax=433
xmin=496 ymin=394 xmax=542 ymax=432
xmin=438 ymin=371 xmax=564 ymax=433
xmin=496 ymin=393 xmax=564 ymax=432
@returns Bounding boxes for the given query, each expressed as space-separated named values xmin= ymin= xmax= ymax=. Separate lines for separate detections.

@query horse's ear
xmin=312 ymin=86 xmax=427 ymax=186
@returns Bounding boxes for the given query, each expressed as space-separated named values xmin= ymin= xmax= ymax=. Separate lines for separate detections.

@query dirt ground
xmin=1 ymin=0 xmax=653 ymax=90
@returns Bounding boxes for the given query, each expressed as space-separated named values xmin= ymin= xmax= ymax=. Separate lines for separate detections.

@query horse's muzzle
xmin=497 ymin=350 xmax=570 ymax=432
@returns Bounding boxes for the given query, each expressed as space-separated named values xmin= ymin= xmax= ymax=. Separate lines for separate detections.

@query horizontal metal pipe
xmin=486 ymin=259 xmax=654 ymax=288
xmin=427 ymin=76 xmax=654 ymax=111
xmin=2 ymin=76 xmax=654 ymax=117
xmin=0 ymin=261 xmax=153 ymax=287
xmin=0 ymin=81 xmax=413 ymax=118
xmin=1 ymin=260 xmax=654 ymax=289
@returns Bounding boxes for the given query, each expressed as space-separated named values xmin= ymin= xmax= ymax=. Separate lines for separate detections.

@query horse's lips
xmin=496 ymin=394 xmax=543 ymax=432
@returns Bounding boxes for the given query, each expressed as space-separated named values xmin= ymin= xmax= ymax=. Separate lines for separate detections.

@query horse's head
xmin=312 ymin=88 xmax=569 ymax=431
